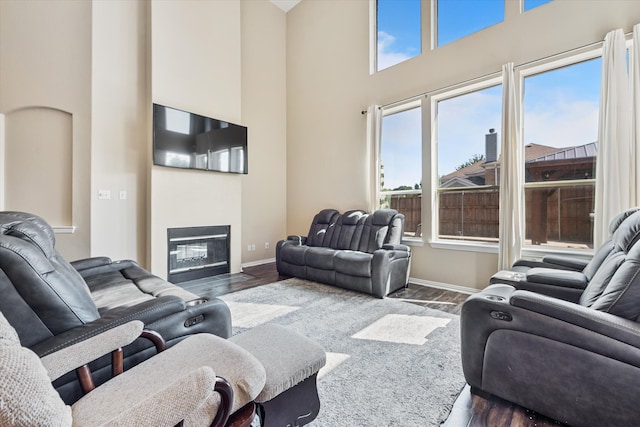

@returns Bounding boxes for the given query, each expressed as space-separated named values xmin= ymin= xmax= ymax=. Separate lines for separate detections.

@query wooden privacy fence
xmin=389 ymin=184 xmax=594 ymax=246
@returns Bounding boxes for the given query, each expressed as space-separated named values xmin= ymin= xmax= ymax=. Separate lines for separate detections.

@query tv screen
xmin=153 ymin=103 xmax=248 ymax=174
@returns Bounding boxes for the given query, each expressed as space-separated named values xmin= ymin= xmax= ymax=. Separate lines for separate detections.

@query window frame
xmin=372 ymin=32 xmax=611 ymax=257
xmin=518 ymin=47 xmax=603 ymax=257
xmin=427 ymin=74 xmax=503 ymax=251
xmin=425 ymin=48 xmax=604 ymax=256
xmin=378 ymin=99 xmax=424 ymax=243
xmin=371 ymin=0 xmax=422 ymax=73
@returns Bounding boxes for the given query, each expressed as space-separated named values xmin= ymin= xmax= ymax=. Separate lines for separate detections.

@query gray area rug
xmin=218 ymin=278 xmax=466 ymax=426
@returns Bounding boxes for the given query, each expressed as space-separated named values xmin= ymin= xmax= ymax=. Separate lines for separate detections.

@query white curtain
xmin=594 ymin=28 xmax=632 ymax=248
xmin=632 ymin=24 xmax=640 ymax=205
xmin=366 ymin=105 xmax=382 ymax=213
xmin=498 ymin=63 xmax=524 ymax=270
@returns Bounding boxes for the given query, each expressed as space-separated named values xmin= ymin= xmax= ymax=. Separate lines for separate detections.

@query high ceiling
xmin=270 ymin=0 xmax=301 ymax=13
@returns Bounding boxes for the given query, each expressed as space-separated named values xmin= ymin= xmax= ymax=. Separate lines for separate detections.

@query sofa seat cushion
xmin=334 ymin=251 xmax=372 ymax=278
xmin=279 ymin=244 xmax=308 ymax=266
xmin=121 ymin=265 xmax=199 ymax=301
xmin=85 ymin=271 xmax=154 ymax=311
xmin=305 ymin=247 xmax=336 ymax=270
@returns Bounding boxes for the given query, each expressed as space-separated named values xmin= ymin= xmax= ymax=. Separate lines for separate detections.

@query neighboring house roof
xmin=440 ymin=176 xmax=477 ymax=188
xmin=526 ymin=142 xmax=597 ymax=163
xmin=440 ymin=143 xmax=562 ymax=184
xmin=439 ymin=142 xmax=596 ymax=187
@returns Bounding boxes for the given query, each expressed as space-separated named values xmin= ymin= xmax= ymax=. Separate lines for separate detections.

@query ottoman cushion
xmin=229 ymin=324 xmax=326 ymax=403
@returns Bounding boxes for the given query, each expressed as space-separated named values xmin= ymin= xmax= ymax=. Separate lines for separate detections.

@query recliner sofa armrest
xmin=512 ymin=258 xmax=581 ymax=271
xmin=381 ymin=244 xmax=410 ymax=252
xmin=40 ymin=321 xmax=145 ymax=381
xmin=32 ymin=296 xmax=186 ymax=357
xmin=370 ymin=248 xmax=412 ymax=298
xmin=510 ymin=290 xmax=640 ymax=347
xmin=541 ymin=254 xmax=590 ymax=271
xmin=73 ymin=258 xmax=136 ymax=279
xmin=286 ymin=235 xmax=307 ymax=245
xmin=70 ymin=256 xmax=114 ymax=272
xmin=71 ymin=366 xmax=230 ymax=427
xmin=525 ymin=267 xmax=588 ymax=289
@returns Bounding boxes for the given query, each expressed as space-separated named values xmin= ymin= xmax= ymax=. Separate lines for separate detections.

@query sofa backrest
xmin=305 ymin=209 xmax=340 ymax=247
xmin=357 ymin=209 xmax=404 ymax=253
xmin=0 ymin=212 xmax=100 ymax=347
xmin=314 ymin=209 xmax=404 ymax=254
xmin=586 ymin=242 xmax=640 ymax=320
xmin=580 ymin=211 xmax=640 ymax=318
xmin=328 ymin=210 xmax=368 ymax=250
xmin=583 ymin=209 xmax=640 ymax=281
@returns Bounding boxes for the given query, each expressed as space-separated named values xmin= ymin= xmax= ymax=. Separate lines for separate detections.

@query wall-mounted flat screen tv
xmin=153 ymin=103 xmax=248 ymax=174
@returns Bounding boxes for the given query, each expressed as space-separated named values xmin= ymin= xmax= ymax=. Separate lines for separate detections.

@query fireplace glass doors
xmin=167 ymin=225 xmax=230 ymax=283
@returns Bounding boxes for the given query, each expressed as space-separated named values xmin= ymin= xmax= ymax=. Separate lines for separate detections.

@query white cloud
xmin=524 ymin=99 xmax=599 ymax=148
xmin=377 ymin=31 xmax=412 ymax=71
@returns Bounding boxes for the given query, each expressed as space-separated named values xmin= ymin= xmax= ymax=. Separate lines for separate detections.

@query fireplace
xmin=167 ymin=225 xmax=230 ymax=283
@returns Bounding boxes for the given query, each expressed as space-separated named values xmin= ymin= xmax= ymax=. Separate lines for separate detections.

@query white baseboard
xmin=409 ymin=277 xmax=478 ymax=294
xmin=241 ymin=257 xmax=276 ymax=269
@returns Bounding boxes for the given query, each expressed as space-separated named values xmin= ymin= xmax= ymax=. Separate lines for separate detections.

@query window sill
xmin=520 ymin=246 xmax=593 ymax=260
xmin=401 ymin=237 xmax=424 ymax=247
xmin=52 ymin=226 xmax=76 ymax=234
xmin=429 ymin=239 xmax=498 ymax=253
xmin=428 ymin=239 xmax=594 ymax=259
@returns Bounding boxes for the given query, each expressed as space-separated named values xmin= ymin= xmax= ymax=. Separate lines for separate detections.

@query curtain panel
xmin=366 ymin=105 xmax=382 ymax=214
xmin=594 ymin=28 xmax=633 ymax=249
xmin=498 ymin=62 xmax=524 ymax=270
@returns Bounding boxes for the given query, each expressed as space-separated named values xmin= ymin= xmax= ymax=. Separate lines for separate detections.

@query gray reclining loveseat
xmin=489 ymin=208 xmax=640 ymax=302
xmin=0 ymin=211 xmax=232 ymax=403
xmin=462 ymin=208 xmax=640 ymax=425
xmin=276 ymin=208 xmax=411 ymax=298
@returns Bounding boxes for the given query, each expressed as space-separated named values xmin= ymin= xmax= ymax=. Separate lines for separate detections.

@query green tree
xmin=455 ymin=154 xmax=485 ymax=170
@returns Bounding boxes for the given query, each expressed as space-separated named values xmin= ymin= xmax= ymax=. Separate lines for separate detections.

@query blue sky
xmin=378 ymin=0 xmax=600 ymax=190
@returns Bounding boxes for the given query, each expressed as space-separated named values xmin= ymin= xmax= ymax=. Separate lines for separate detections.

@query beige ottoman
xmin=230 ymin=324 xmax=326 ymax=427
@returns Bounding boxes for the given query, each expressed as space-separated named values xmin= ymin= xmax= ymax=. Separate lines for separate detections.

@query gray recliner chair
xmin=461 ymin=238 xmax=640 ymax=426
xmin=489 ymin=208 xmax=640 ymax=302
xmin=0 ymin=211 xmax=232 ymax=404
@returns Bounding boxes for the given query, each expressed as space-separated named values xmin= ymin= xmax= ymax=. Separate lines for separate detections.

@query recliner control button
xmin=490 ymin=311 xmax=512 ymax=321
xmin=184 ymin=314 xmax=204 ymax=327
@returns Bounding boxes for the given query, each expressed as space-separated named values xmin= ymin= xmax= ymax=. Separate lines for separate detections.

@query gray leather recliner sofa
xmin=489 ymin=208 xmax=640 ymax=302
xmin=462 ymin=209 xmax=640 ymax=425
xmin=0 ymin=211 xmax=232 ymax=403
xmin=276 ymin=208 xmax=411 ymax=298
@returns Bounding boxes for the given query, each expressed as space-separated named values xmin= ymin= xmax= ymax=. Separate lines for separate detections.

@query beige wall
xmin=0 ymin=0 xmax=92 ymax=260
xmin=150 ymin=0 xmax=244 ymax=277
xmin=0 ymin=0 xmax=288 ymax=277
xmin=91 ymin=0 xmax=148 ymax=263
xmin=240 ymin=0 xmax=287 ymax=265
xmin=285 ymin=0 xmax=640 ymax=290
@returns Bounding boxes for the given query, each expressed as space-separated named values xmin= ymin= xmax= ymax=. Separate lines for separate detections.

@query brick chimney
xmin=485 ymin=129 xmax=497 ymax=162
xmin=484 ymin=129 xmax=499 ymax=185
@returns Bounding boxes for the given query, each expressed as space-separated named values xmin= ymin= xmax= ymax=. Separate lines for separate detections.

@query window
xmin=435 ymin=82 xmax=503 ymax=242
xmin=522 ymin=56 xmax=601 ymax=249
xmin=524 ymin=0 xmax=553 ymax=12
xmin=436 ymin=0 xmax=504 ymax=47
xmin=376 ymin=0 xmax=421 ymax=71
xmin=379 ymin=102 xmax=422 ymax=238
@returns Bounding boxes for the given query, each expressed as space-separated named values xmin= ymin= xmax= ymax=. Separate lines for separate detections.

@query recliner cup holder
xmin=186 ymin=298 xmax=208 ymax=306
xmin=484 ymin=295 xmax=505 ymax=302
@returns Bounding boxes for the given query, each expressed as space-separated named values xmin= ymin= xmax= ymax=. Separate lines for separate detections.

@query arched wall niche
xmin=3 ymin=105 xmax=73 ymax=227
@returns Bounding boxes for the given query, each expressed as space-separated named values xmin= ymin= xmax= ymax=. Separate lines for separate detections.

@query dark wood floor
xmin=189 ymin=262 xmax=562 ymax=427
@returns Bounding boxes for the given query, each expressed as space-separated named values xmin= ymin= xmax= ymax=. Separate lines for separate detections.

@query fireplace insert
xmin=167 ymin=225 xmax=230 ymax=283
